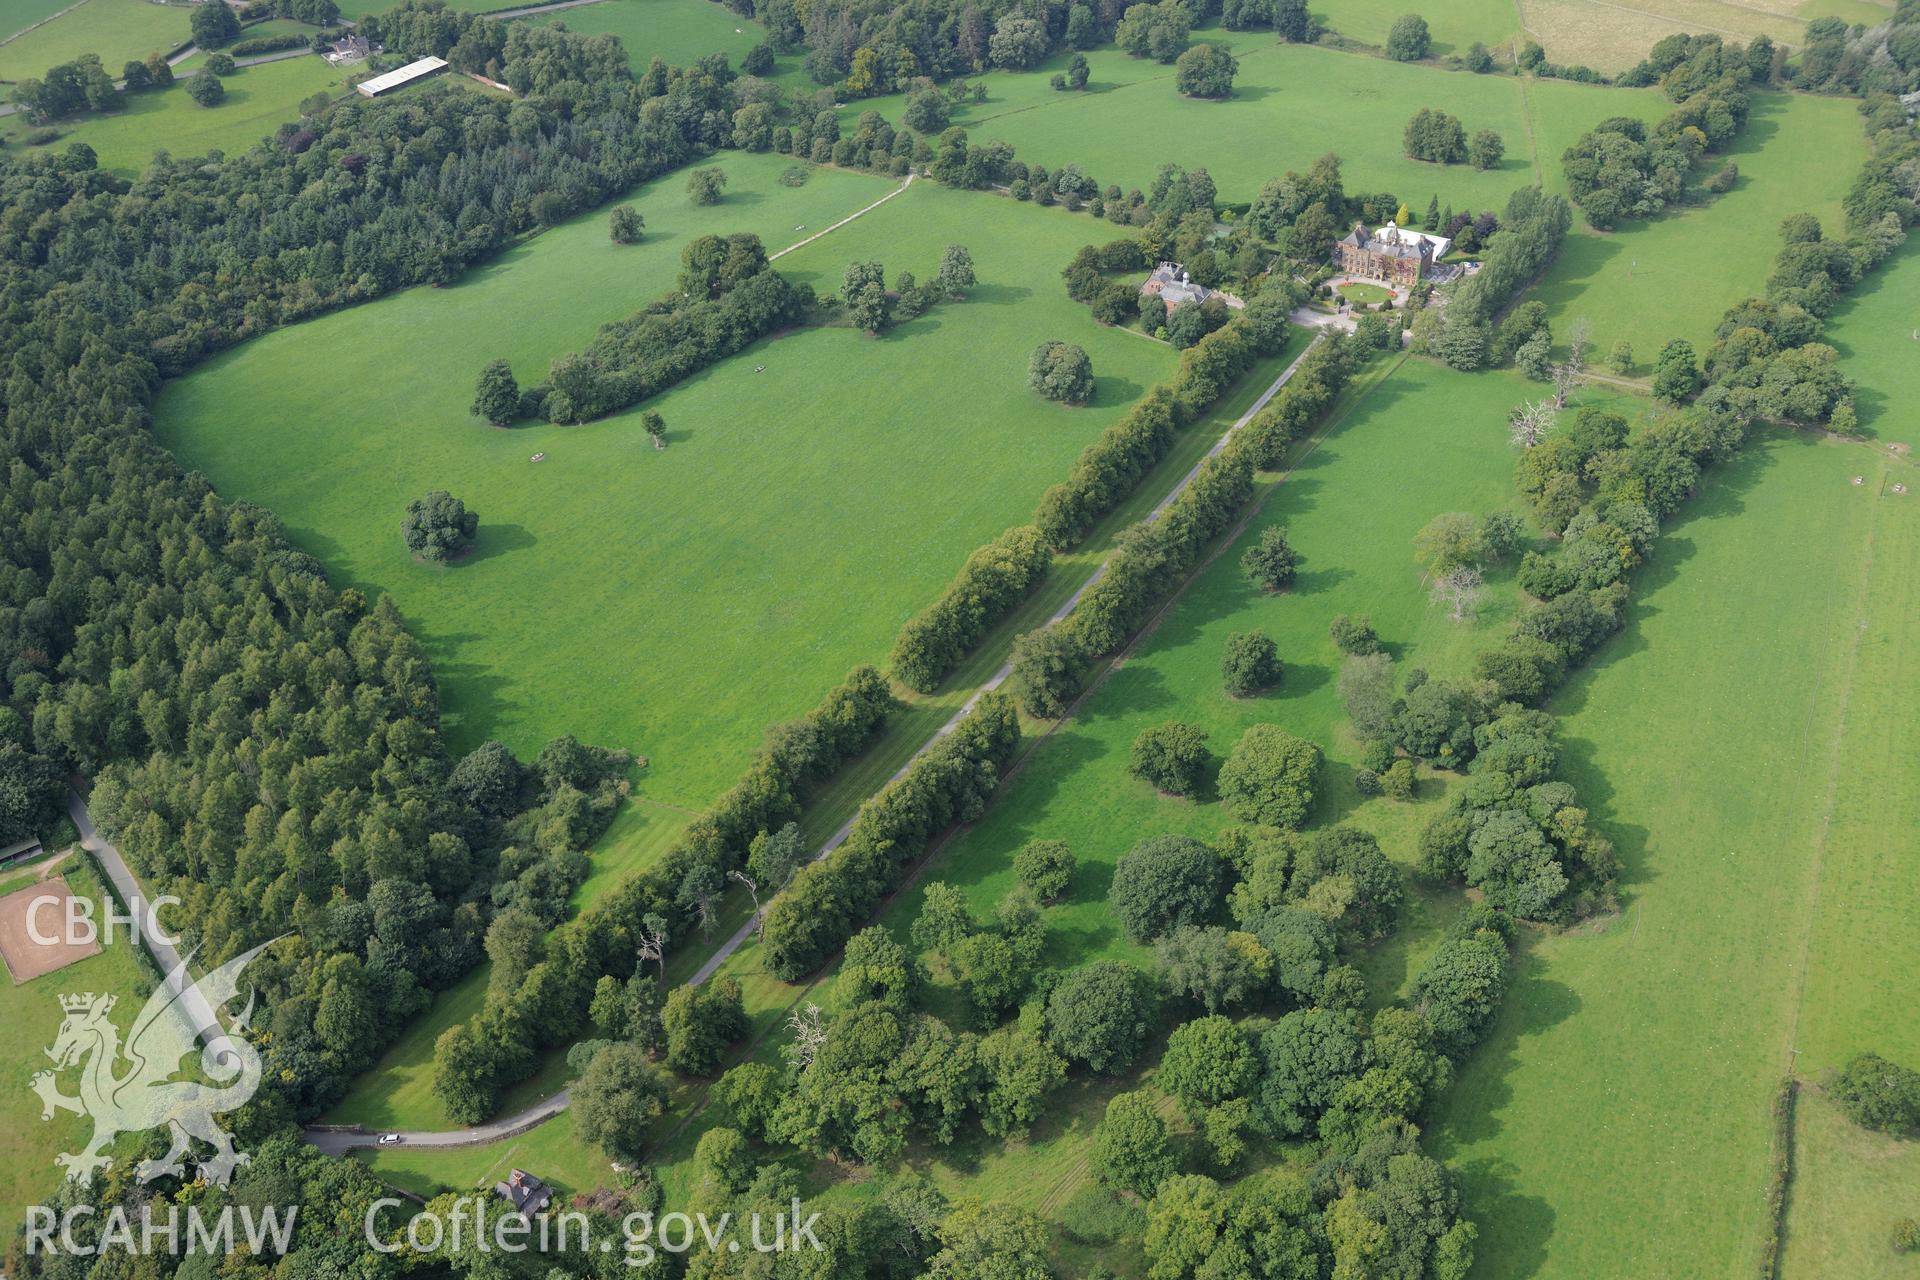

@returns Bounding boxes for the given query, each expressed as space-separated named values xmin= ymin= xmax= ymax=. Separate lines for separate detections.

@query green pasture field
xmin=0 ymin=0 xmax=190 ymax=82
xmin=1315 ymin=0 xmax=1522 ymax=58
xmin=1779 ymin=1088 xmax=1920 ymax=1279
xmin=1 ymin=56 xmax=346 ymax=175
xmin=0 ymin=859 xmax=151 ymax=1235
xmin=854 ymin=42 xmax=1549 ymax=208
xmin=1431 ymin=426 xmax=1919 ymax=1278
xmin=156 ymin=154 xmax=1176 ymax=815
xmin=1 ymin=0 xmax=86 ymax=47
xmin=521 ymin=0 xmax=785 ymax=78
xmin=1818 ymin=235 xmax=1920 ymax=439
xmin=1529 ymin=86 xmax=1867 ymax=361
xmin=1767 ymin=239 xmax=1920 ymax=1275
xmin=335 ymin=340 xmax=1300 ymax=1158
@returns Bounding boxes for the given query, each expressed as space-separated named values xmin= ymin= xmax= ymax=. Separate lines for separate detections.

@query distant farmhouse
xmin=325 ymin=34 xmax=374 ymax=66
xmin=355 ymin=55 xmax=448 ymax=97
xmin=1141 ymin=261 xmax=1211 ymax=309
xmin=492 ymin=1168 xmax=553 ymax=1218
xmin=1140 ymin=261 xmax=1244 ymax=311
xmin=1335 ymin=221 xmax=1452 ymax=286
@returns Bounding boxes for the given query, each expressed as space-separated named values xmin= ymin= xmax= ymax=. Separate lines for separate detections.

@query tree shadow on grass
xmin=1092 ymin=373 xmax=1145 ymax=407
xmin=1425 ymin=937 xmax=1583 ymax=1277
xmin=1290 ymin=564 xmax=1353 ymax=597
xmin=463 ymin=521 xmax=536 ymax=565
xmin=967 ymin=281 xmax=1034 ymax=307
xmin=1448 ymin=1158 xmax=1557 ymax=1280
xmin=420 ymin=640 xmax=526 ymax=752
xmin=1075 ymin=663 xmax=1177 ymax=725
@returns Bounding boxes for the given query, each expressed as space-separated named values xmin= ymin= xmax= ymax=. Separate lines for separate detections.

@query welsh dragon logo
xmin=31 ymin=941 xmax=274 ymax=1186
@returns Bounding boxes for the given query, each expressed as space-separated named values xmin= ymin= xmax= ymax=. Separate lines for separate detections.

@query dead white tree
xmin=1551 ymin=361 xmax=1580 ymax=409
xmin=636 ymin=912 xmax=670 ymax=981
xmin=786 ymin=1001 xmax=828 ymax=1070
xmin=1431 ymin=564 xmax=1485 ymax=622
xmin=1566 ymin=316 xmax=1592 ymax=373
xmin=1509 ymin=400 xmax=1556 ymax=449
xmin=728 ymin=868 xmax=766 ymax=938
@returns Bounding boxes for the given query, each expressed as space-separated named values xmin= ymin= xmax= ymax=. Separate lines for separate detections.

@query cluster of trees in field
xmin=839 ymin=247 xmax=976 ymax=333
xmin=1835 ymin=1051 xmax=1920 ymax=1135
xmin=679 ymin=808 xmax=1513 ymax=1279
xmin=1010 ymin=334 xmax=1360 ymax=721
xmin=1786 ymin=1 xmax=1920 ymax=96
xmin=492 ymin=233 xmax=813 ymax=425
xmin=1562 ymin=35 xmax=1760 ymax=229
xmin=481 ymin=235 xmax=977 ymax=426
xmin=6 ymin=51 xmax=218 ymax=124
xmin=1332 ymin=627 xmax=1618 ymax=921
xmin=432 ymin=665 xmax=895 ymax=1119
xmin=736 ymin=0 xmax=1311 ymax=100
xmin=243 ymin=0 xmax=344 ymax=25
xmin=1403 ymin=108 xmax=1504 ymax=170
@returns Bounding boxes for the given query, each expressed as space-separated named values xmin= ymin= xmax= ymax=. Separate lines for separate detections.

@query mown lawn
xmin=157 ymin=155 xmax=1175 ymax=813
xmin=0 ymin=860 xmax=151 ymax=1236
xmin=1 ymin=57 xmax=346 ymax=176
xmin=0 ymin=0 xmax=191 ymax=81
xmin=1431 ymin=425 xmax=1917 ymax=1279
xmin=1528 ymin=87 xmax=1867 ymax=360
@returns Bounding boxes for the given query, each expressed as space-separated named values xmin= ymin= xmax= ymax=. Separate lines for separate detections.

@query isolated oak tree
xmin=1013 ymin=838 xmax=1075 ymax=902
xmin=608 ymin=204 xmax=643 ymax=243
xmin=401 ymin=490 xmax=478 ymax=563
xmin=936 ymin=244 xmax=976 ymax=297
xmin=1241 ymin=526 xmax=1300 ymax=591
xmin=1385 ymin=12 xmax=1431 ymax=60
xmin=572 ymin=1042 xmax=669 ymax=1160
xmin=1128 ymin=721 xmax=1212 ymax=795
xmin=1028 ymin=340 xmax=1095 ymax=403
xmin=1221 ymin=629 xmax=1283 ymax=696
xmin=686 ymin=165 xmax=728 ymax=205
xmin=1218 ymin=725 xmax=1321 ymax=828
xmin=472 ymin=359 xmax=519 ymax=425
xmin=1175 ymin=43 xmax=1238 ymax=98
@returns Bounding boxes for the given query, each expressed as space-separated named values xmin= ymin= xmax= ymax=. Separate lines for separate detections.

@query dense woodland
xmin=0 ymin=18 xmax=764 ymax=1127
